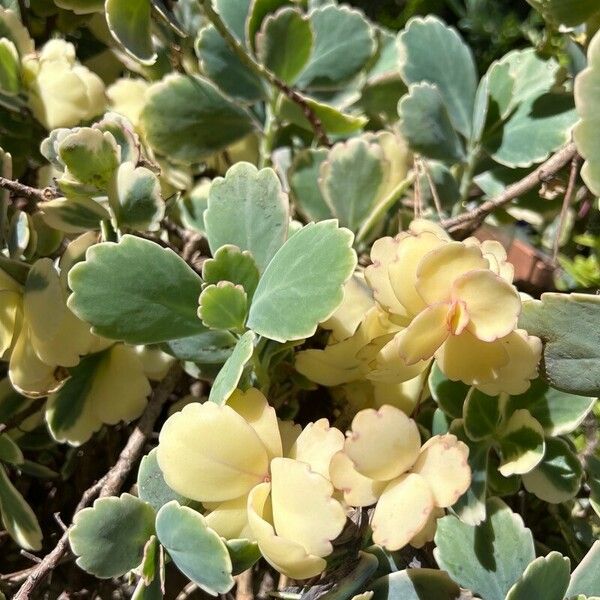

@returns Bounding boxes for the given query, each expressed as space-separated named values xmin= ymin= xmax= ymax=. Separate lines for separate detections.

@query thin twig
xmin=0 ymin=176 xmax=58 ymax=203
xmin=176 ymin=581 xmax=199 ymax=600
xmin=235 ymin=570 xmax=254 ymax=600
xmin=553 ymin=155 xmax=580 ymax=263
xmin=13 ymin=364 xmax=181 ymax=599
xmin=420 ymin=158 xmax=444 ymax=217
xmin=441 ymin=142 xmax=578 ymax=237
xmin=199 ymin=0 xmax=330 ymax=147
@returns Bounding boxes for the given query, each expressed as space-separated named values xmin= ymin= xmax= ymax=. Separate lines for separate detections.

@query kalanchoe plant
xmin=0 ymin=1 xmax=599 ymax=599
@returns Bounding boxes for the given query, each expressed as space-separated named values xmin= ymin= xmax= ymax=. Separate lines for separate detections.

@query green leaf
xmin=370 ymin=568 xmax=461 ymax=600
xmin=155 ymin=501 xmax=234 ymax=595
xmin=296 ymin=5 xmax=375 ymax=89
xmin=70 ymin=493 xmax=156 ymax=578
xmin=575 ymin=31 xmax=600 ymax=196
xmin=53 ymin=0 xmax=104 ymax=14
xmin=277 ymin=93 xmax=368 ymax=135
xmin=519 ymin=293 xmax=600 ymax=396
xmin=204 ymin=162 xmax=289 ymax=273
xmin=428 ymin=364 xmax=469 ymax=419
xmin=39 ymin=196 xmax=110 ymax=234
xmin=199 ymin=282 xmax=248 ymax=331
xmin=463 ymin=388 xmax=503 ymax=441
xmin=526 ymin=0 xmax=600 ymax=27
xmin=319 ymin=138 xmax=385 ymax=232
xmin=138 ymin=449 xmax=193 ymax=512
xmin=566 ymin=541 xmax=600 ymax=598
xmin=58 ymin=128 xmax=120 ymax=190
xmin=109 ymin=162 xmax=165 ymax=232
xmin=196 ymin=25 xmax=266 ymax=102
xmin=450 ymin=421 xmax=489 ymax=526
xmin=106 ymin=0 xmax=156 ymax=65
xmin=94 ymin=112 xmax=142 ymax=165
xmin=202 ymin=245 xmax=260 ymax=300
xmin=247 ymin=221 xmax=356 ymax=342
xmin=214 ymin=0 xmax=251 ymax=42
xmin=484 ymin=93 xmax=577 ymax=168
xmin=322 ymin=552 xmax=379 ymax=600
xmin=68 ymin=235 xmax=204 ymax=344
xmin=398 ymin=16 xmax=477 ymax=138
xmin=226 ymin=538 xmax=261 ymax=575
xmin=522 ymin=437 xmax=583 ymax=503
xmin=0 ymin=433 xmax=23 ymax=464
xmin=398 ymin=83 xmax=465 ymax=162
xmin=257 ymin=7 xmax=313 ymax=85
xmin=497 ymin=409 xmax=545 ymax=477
xmin=434 ymin=497 xmax=535 ymax=600
xmin=208 ymin=330 xmax=255 ymax=404
xmin=505 ymin=552 xmax=571 ymax=600
xmin=589 ymin=456 xmax=600 ymax=518
xmin=140 ymin=74 xmax=255 ymax=164
xmin=0 ymin=464 xmax=42 ymax=551
xmin=288 ymin=148 xmax=332 ymax=222
xmin=505 ymin=379 xmax=596 ymax=436
xmin=245 ymin=0 xmax=290 ymax=47
xmin=160 ymin=330 xmax=237 ymax=364
xmin=0 ymin=39 xmax=19 ymax=94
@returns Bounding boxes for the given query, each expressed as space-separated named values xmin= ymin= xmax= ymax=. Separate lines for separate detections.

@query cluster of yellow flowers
xmin=297 ymin=220 xmax=541 ymax=401
xmin=156 ymin=389 xmax=471 ymax=579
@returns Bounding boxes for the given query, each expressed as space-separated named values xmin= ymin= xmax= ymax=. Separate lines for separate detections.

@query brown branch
xmin=199 ymin=0 xmax=330 ymax=147
xmin=13 ymin=364 xmax=181 ymax=599
xmin=441 ymin=142 xmax=579 ymax=238
xmin=0 ymin=177 xmax=58 ymax=204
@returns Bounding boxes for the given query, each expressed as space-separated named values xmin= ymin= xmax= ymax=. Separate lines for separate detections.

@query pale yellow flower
xmin=330 ymin=404 xmax=470 ymax=551
xmin=23 ymin=39 xmax=106 ymax=130
xmin=157 ymin=388 xmax=347 ymax=579
xmin=364 ymin=220 xmax=541 ymax=393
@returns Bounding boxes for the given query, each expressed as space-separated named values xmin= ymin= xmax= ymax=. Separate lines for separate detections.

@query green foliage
xmin=155 ymin=501 xmax=234 ymax=595
xmin=519 ymin=294 xmax=600 ymax=396
xmin=68 ymin=235 xmax=204 ymax=344
xmin=69 ymin=493 xmax=156 ymax=578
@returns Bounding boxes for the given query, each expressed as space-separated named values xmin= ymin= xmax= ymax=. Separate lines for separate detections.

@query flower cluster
xmin=157 ymin=388 xmax=346 ymax=579
xmin=156 ymin=391 xmax=472 ymax=577
xmin=330 ymin=404 xmax=470 ymax=550
xmin=297 ymin=220 xmax=541 ymax=398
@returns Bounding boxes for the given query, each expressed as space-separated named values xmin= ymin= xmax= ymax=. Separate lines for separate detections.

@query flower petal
xmin=248 ymin=482 xmax=327 ymax=579
xmin=416 ymin=243 xmax=488 ymax=305
xmin=395 ymin=303 xmax=451 ymax=364
xmin=452 ymin=270 xmax=521 ymax=342
xmin=372 ymin=373 xmax=428 ymax=415
xmin=367 ymin=335 xmax=430 ymax=384
xmin=288 ymin=419 xmax=344 ymax=477
xmin=371 ymin=472 xmax=434 ymax=551
xmin=464 ymin=238 xmax=514 ymax=282
xmin=435 ymin=330 xmax=509 ymax=386
xmin=0 ymin=291 xmax=20 ymax=356
xmin=409 ymin=219 xmax=450 ymax=240
xmin=270 ymin=457 xmax=346 ymax=558
xmin=365 ymin=236 xmax=408 ymax=316
xmin=295 ymin=339 xmax=364 ymax=386
xmin=409 ymin=506 xmax=444 ymax=548
xmin=205 ymin=494 xmax=251 ymax=539
xmin=157 ymin=402 xmax=269 ymax=502
xmin=9 ymin=326 xmax=64 ymax=397
xmin=411 ymin=434 xmax=470 ymax=507
xmin=476 ymin=330 xmax=541 ymax=396
xmin=388 ymin=232 xmax=447 ymax=315
xmin=344 ymin=405 xmax=421 ymax=481
xmin=228 ymin=388 xmax=282 ymax=460
xmin=278 ymin=420 xmax=302 ymax=457
xmin=329 ymin=451 xmax=386 ymax=507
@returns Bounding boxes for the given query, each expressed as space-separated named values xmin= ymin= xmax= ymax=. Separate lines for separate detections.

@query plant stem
xmin=458 ymin=146 xmax=480 ymax=205
xmin=0 ymin=177 xmax=57 ymax=203
xmin=198 ymin=0 xmax=330 ymax=146
xmin=355 ymin=172 xmax=416 ymax=244
xmin=442 ymin=141 xmax=579 ymax=238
